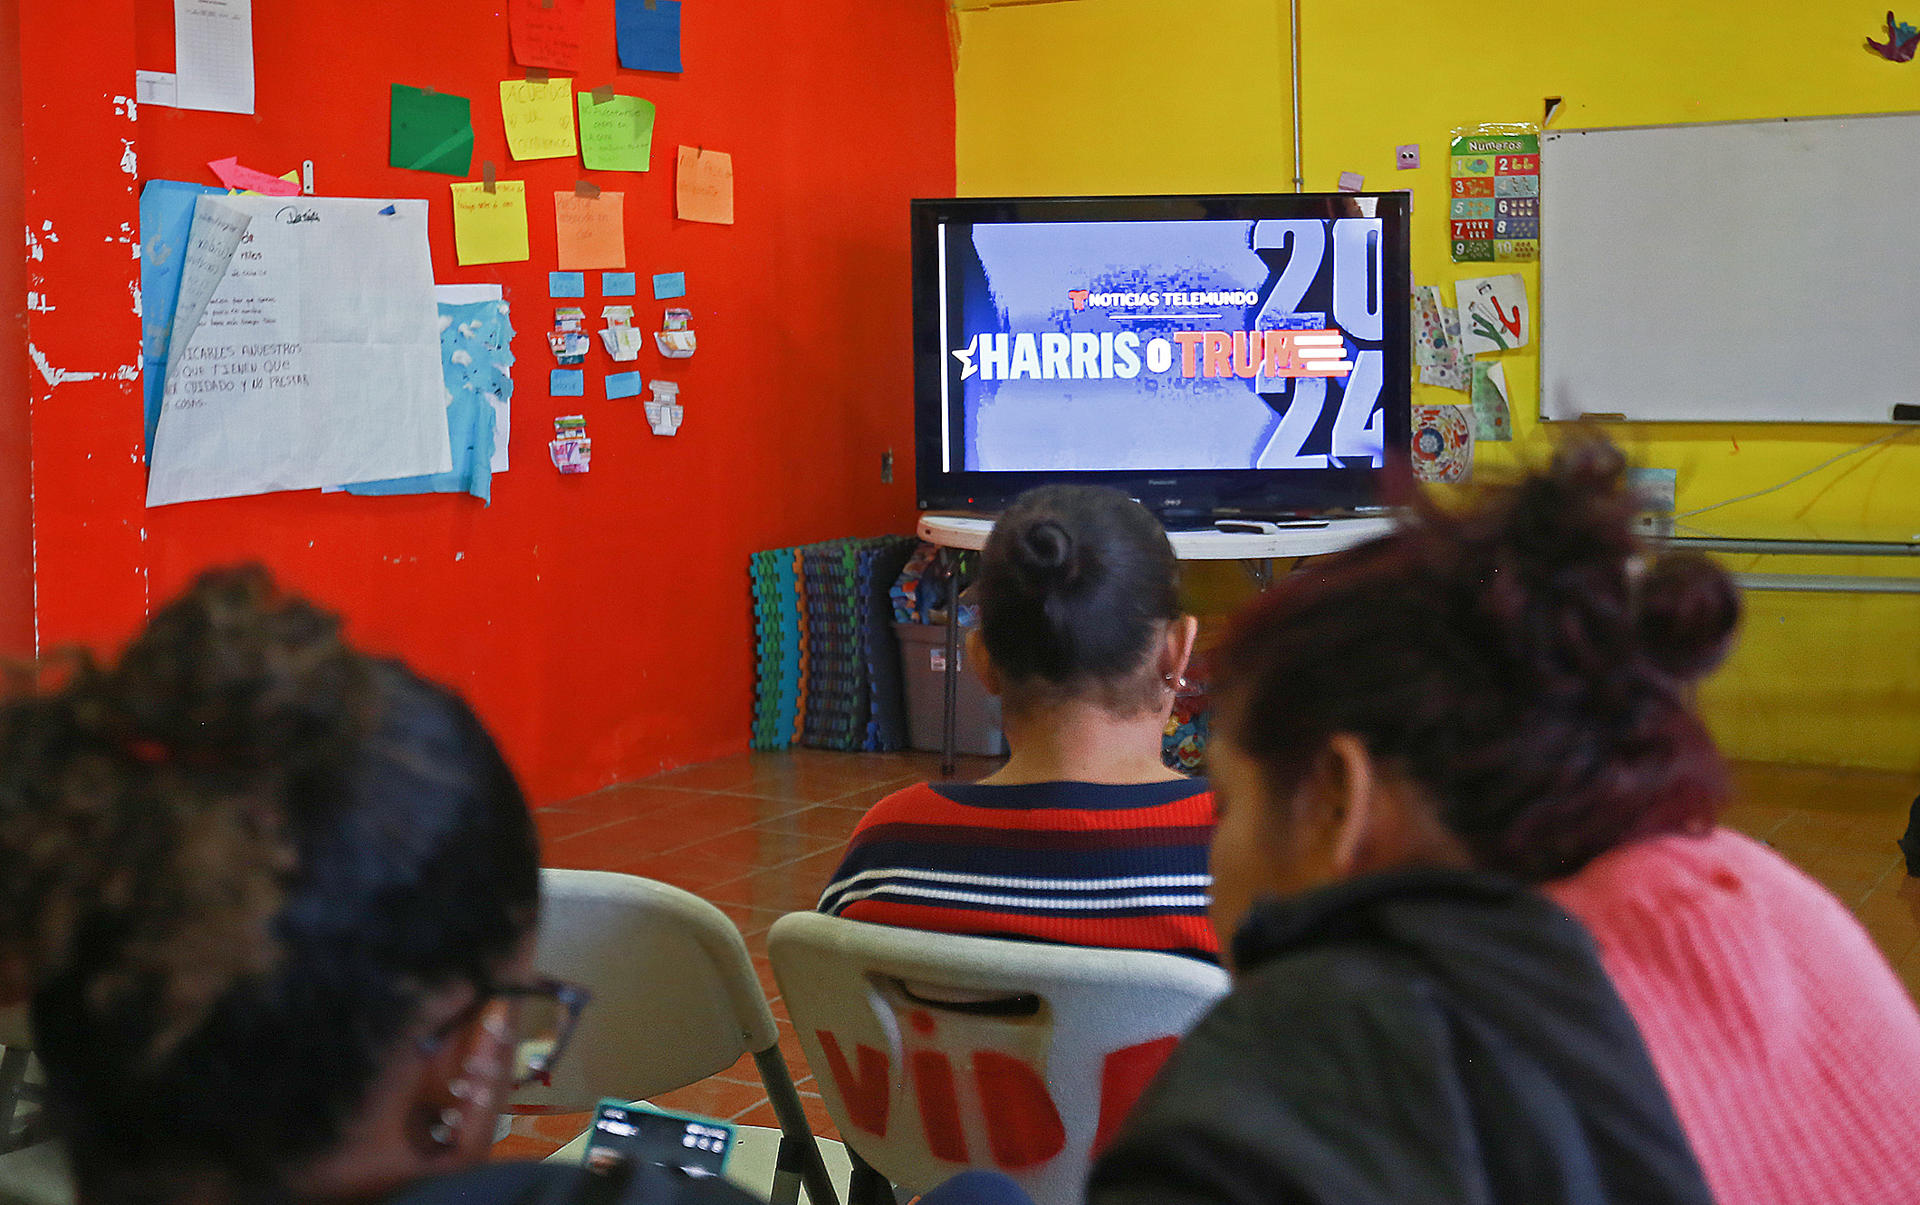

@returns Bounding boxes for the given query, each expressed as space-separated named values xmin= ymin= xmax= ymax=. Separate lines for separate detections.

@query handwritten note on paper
xmin=175 ymin=0 xmax=255 ymax=114
xmin=450 ymin=181 xmax=530 ymax=265
xmin=577 ymin=92 xmax=656 ymax=172
xmin=390 ymin=85 xmax=474 ymax=175
xmin=615 ymin=0 xmax=684 ymax=72
xmin=148 ymin=197 xmax=452 ymax=507
xmin=141 ymin=181 xmax=223 ymax=455
xmin=553 ymin=190 xmax=627 ymax=269
xmin=501 ymin=78 xmax=578 ymax=161
xmin=675 ymin=147 xmax=734 ymax=225
xmin=508 ymin=0 xmax=587 ymax=71
xmin=161 ymin=197 xmax=252 ymax=387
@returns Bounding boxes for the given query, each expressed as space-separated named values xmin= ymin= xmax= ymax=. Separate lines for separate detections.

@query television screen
xmin=913 ymin=194 xmax=1410 ymax=518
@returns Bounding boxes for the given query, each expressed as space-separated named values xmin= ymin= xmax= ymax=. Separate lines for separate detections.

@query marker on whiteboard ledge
xmin=1893 ymin=404 xmax=1920 ymax=421
xmin=1577 ymin=411 xmax=1628 ymax=421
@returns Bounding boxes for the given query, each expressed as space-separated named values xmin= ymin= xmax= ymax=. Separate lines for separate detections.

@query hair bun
xmin=1013 ymin=519 xmax=1081 ymax=587
xmin=1637 ymin=552 xmax=1741 ymax=681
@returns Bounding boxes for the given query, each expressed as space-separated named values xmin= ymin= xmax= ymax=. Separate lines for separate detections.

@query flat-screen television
xmin=912 ymin=193 xmax=1411 ymax=520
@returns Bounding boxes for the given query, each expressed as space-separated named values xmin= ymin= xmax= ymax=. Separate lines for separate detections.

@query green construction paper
xmin=577 ymin=92 xmax=656 ymax=173
xmin=390 ymin=84 xmax=475 ymax=176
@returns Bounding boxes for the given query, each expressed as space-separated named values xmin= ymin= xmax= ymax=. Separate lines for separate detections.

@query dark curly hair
xmin=0 ymin=567 xmax=540 ymax=1202
xmin=1212 ymin=437 xmax=1740 ymax=882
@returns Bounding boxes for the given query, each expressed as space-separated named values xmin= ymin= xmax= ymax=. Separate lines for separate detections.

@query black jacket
xmin=1087 ymin=870 xmax=1714 ymax=1205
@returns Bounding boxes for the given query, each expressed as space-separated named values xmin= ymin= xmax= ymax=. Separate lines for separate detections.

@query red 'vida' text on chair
xmin=767 ymin=912 xmax=1229 ymax=1205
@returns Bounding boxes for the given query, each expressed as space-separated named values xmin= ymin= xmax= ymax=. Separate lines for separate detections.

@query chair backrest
xmin=514 ymin=869 xmax=780 ymax=1113
xmin=768 ymin=913 xmax=1229 ymax=1205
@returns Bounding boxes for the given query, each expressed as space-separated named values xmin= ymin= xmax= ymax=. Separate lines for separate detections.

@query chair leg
xmin=847 ymin=1147 xmax=894 ymax=1205
xmin=752 ymin=1045 xmax=842 ymax=1205
xmin=770 ymin=1132 xmax=806 ymax=1205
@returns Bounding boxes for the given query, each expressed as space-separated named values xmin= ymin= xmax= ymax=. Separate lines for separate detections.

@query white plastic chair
xmin=516 ymin=869 xmax=839 ymax=1205
xmin=768 ymin=912 xmax=1230 ymax=1205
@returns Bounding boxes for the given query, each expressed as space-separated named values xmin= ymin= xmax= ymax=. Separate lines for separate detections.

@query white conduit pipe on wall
xmin=1290 ymin=0 xmax=1303 ymax=191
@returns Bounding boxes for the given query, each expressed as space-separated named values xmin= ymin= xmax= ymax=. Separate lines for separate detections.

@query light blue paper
xmin=606 ymin=371 xmax=643 ymax=399
xmin=602 ymin=272 xmax=637 ymax=297
xmin=549 ymin=271 xmax=586 ymax=298
xmin=616 ymin=0 xmax=683 ymax=72
xmin=652 ymin=271 xmax=686 ymax=300
xmin=345 ymin=299 xmax=514 ymax=505
xmin=552 ymin=369 xmax=585 ymax=396
xmin=139 ymin=180 xmax=223 ymax=458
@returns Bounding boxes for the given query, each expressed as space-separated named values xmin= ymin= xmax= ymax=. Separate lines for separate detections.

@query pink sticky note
xmin=208 ymin=156 xmax=301 ymax=196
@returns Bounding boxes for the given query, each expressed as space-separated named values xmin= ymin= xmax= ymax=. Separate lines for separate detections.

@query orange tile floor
xmin=494 ymin=750 xmax=1920 ymax=1162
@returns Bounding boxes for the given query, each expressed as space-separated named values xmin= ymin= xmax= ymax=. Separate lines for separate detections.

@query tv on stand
xmin=912 ymin=193 xmax=1412 ymax=525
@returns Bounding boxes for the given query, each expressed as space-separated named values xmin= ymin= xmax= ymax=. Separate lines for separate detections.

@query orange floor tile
xmin=500 ymin=750 xmax=1920 ymax=1163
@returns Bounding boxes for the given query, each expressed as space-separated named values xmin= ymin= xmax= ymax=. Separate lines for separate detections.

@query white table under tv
xmin=914 ymin=512 xmax=1399 ymax=774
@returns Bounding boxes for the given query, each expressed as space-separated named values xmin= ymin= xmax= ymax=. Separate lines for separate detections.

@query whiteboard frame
xmin=1538 ymin=110 xmax=1920 ymax=425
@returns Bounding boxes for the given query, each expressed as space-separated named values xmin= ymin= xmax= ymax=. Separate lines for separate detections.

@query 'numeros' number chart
xmin=1450 ymin=126 xmax=1540 ymax=263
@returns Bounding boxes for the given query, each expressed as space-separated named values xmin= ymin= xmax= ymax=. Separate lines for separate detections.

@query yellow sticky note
xmin=451 ymin=180 xmax=530 ymax=265
xmin=500 ymin=78 xmax=578 ymax=161
xmin=553 ymin=190 xmax=625 ymax=269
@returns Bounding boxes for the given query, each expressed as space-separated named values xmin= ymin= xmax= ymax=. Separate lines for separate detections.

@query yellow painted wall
xmin=954 ymin=0 xmax=1920 ymax=772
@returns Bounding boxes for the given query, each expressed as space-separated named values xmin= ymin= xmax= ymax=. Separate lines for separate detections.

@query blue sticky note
xmin=138 ymin=180 xmax=222 ymax=458
xmin=616 ymin=0 xmax=683 ymax=72
xmin=652 ymin=271 xmax=687 ymax=300
xmin=549 ymin=271 xmax=586 ymax=298
xmin=602 ymin=272 xmax=637 ymax=297
xmin=606 ymin=371 xmax=644 ymax=400
xmin=551 ymin=369 xmax=586 ymax=397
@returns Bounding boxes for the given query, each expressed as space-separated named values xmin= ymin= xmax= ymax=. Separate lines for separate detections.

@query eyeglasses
xmin=421 ymin=975 xmax=593 ymax=1090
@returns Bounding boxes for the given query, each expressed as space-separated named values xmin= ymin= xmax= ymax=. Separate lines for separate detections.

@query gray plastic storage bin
xmin=893 ymin=621 xmax=1008 ymax=757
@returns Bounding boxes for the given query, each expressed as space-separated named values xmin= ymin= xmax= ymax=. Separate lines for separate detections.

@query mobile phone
xmin=583 ymin=1099 xmax=734 ymax=1180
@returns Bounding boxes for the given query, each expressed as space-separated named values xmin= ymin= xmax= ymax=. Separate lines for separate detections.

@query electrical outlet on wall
xmin=1396 ymin=144 xmax=1420 ymax=170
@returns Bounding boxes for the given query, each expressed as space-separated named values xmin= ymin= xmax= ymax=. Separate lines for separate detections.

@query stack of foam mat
xmin=751 ymin=536 xmax=916 ymax=752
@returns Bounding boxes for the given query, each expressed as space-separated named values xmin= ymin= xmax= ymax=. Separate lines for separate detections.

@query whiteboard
xmin=1539 ymin=112 xmax=1920 ymax=424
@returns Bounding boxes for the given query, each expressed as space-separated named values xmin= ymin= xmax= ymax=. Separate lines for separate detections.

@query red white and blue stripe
xmin=818 ymin=779 xmax=1220 ymax=962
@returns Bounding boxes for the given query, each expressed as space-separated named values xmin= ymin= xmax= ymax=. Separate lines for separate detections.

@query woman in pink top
xmin=1185 ymin=437 xmax=1920 ymax=1203
xmin=1547 ymin=826 xmax=1920 ymax=1202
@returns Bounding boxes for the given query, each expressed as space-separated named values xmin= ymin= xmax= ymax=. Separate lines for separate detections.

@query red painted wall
xmin=0 ymin=0 xmax=32 ymax=657
xmin=20 ymin=2 xmax=954 ymax=801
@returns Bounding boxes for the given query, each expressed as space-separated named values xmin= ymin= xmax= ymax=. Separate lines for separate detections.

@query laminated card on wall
xmin=147 ymin=196 xmax=453 ymax=507
xmin=1450 ymin=124 xmax=1539 ymax=263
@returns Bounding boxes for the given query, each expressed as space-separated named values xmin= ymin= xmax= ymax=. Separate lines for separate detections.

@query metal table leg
xmin=940 ymin=546 xmax=960 ymax=779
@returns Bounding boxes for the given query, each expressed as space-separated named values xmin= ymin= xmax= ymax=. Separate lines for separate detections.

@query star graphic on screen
xmin=951 ymin=336 xmax=979 ymax=381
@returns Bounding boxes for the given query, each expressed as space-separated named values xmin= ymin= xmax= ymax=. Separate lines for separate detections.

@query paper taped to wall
xmin=147 ymin=196 xmax=453 ymax=507
xmin=174 ymin=0 xmax=255 ymax=114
